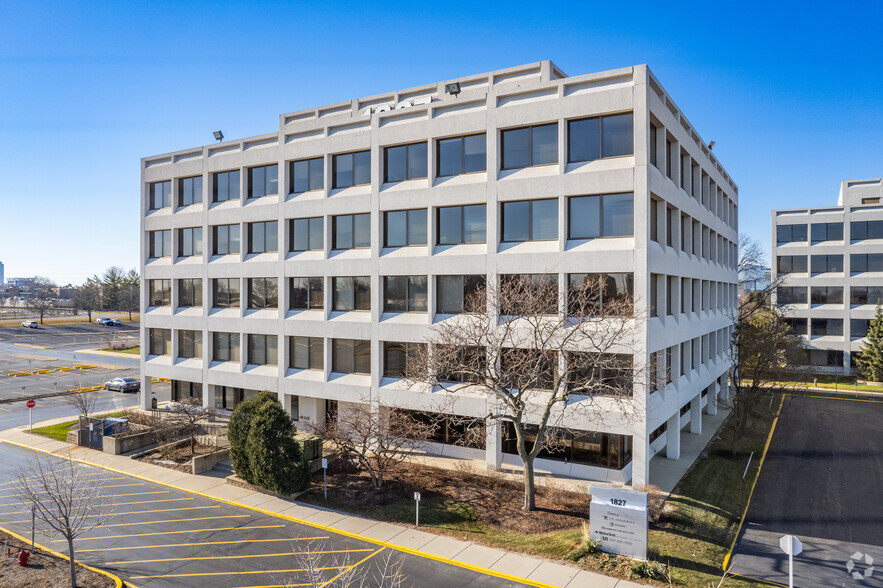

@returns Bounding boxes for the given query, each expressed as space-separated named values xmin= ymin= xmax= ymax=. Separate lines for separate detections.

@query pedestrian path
xmin=0 ymin=417 xmax=645 ymax=588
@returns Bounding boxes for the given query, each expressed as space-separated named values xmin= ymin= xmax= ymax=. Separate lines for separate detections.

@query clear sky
xmin=1 ymin=0 xmax=881 ymax=285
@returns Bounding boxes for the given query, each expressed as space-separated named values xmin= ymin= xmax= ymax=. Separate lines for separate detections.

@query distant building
xmin=6 ymin=277 xmax=35 ymax=288
xmin=772 ymin=178 xmax=883 ymax=373
xmin=0 ymin=261 xmax=4 ymax=286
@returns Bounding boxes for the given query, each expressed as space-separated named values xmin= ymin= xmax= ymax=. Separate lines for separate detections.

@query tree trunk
xmin=522 ymin=459 xmax=536 ymax=511
xmin=66 ymin=535 xmax=77 ymax=588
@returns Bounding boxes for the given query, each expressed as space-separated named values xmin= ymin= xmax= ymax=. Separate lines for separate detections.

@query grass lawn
xmin=32 ymin=411 xmax=129 ymax=442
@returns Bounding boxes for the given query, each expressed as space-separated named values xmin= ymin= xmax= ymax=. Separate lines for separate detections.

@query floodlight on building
xmin=708 ymin=141 xmax=716 ymax=150
xmin=445 ymin=82 xmax=461 ymax=96
xmin=213 ymin=130 xmax=224 ymax=142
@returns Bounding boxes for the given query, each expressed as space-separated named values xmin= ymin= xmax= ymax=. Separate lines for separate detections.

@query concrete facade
xmin=773 ymin=178 xmax=883 ymax=373
xmin=140 ymin=61 xmax=739 ymax=486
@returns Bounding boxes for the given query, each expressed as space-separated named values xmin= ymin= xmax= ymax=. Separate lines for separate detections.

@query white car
xmin=21 ymin=321 xmax=38 ymax=329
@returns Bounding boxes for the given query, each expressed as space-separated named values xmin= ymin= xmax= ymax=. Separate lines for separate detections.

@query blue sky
xmin=1 ymin=0 xmax=881 ymax=284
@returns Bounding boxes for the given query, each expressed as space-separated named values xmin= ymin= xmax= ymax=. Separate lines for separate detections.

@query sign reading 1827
xmin=589 ymin=485 xmax=649 ymax=560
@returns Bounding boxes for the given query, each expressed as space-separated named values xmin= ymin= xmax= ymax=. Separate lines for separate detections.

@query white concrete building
xmin=140 ymin=61 xmax=738 ymax=486
xmin=773 ymin=178 xmax=883 ymax=373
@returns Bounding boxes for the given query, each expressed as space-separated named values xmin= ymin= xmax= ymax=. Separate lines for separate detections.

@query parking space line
xmin=51 ymin=524 xmax=287 ymax=542
xmin=0 ymin=497 xmax=196 ymax=515
xmin=106 ymin=549 xmax=373 ymax=565
xmin=79 ymin=536 xmax=330 ymax=552
xmin=6 ymin=513 xmax=251 ymax=527
xmin=0 ymin=489 xmax=169 ymax=503
xmin=129 ymin=566 xmax=345 ymax=580
xmin=103 ymin=504 xmax=221 ymax=517
xmin=0 ymin=481 xmax=148 ymax=499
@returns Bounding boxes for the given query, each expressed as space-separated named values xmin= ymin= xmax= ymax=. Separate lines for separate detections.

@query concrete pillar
xmin=203 ymin=383 xmax=214 ymax=409
xmin=690 ymin=395 xmax=702 ymax=435
xmin=720 ymin=373 xmax=730 ymax=402
xmin=140 ymin=378 xmax=152 ymax=410
xmin=485 ymin=418 xmax=502 ymax=471
xmin=706 ymin=381 xmax=719 ymax=416
xmin=665 ymin=412 xmax=680 ymax=459
xmin=631 ymin=431 xmax=649 ymax=487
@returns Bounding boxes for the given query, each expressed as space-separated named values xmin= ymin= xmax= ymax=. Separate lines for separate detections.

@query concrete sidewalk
xmin=0 ymin=419 xmax=645 ymax=588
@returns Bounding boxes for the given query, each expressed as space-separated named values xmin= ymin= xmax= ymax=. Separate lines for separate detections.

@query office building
xmin=773 ymin=178 xmax=883 ymax=373
xmin=140 ymin=61 xmax=739 ymax=486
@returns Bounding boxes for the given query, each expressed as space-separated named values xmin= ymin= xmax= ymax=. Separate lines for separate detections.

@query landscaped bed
xmin=136 ymin=442 xmax=221 ymax=472
xmin=0 ymin=531 xmax=115 ymax=588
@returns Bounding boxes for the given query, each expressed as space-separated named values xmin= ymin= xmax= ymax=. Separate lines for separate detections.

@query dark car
xmin=104 ymin=377 xmax=140 ymax=393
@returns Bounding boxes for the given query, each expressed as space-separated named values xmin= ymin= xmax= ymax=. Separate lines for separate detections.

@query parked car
xmin=21 ymin=321 xmax=38 ymax=328
xmin=104 ymin=377 xmax=140 ymax=393
xmin=108 ymin=319 xmax=122 ymax=326
xmin=97 ymin=317 xmax=112 ymax=325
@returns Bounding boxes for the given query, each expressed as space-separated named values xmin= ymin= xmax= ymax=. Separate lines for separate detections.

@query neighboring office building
xmin=139 ymin=61 xmax=739 ymax=486
xmin=773 ymin=178 xmax=883 ymax=373
xmin=0 ymin=261 xmax=4 ymax=286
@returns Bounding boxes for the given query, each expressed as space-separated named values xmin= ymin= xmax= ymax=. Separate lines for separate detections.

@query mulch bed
xmin=0 ymin=533 xmax=114 ymax=588
xmin=302 ymin=460 xmax=589 ymax=534
xmin=136 ymin=443 xmax=217 ymax=472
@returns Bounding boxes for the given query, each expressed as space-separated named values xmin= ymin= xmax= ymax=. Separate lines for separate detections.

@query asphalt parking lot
xmin=729 ymin=395 xmax=883 ymax=587
xmin=0 ymin=444 xmax=531 ymax=588
xmin=0 ymin=322 xmax=138 ymax=350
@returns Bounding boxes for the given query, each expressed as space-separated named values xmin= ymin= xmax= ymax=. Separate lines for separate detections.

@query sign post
xmin=321 ymin=458 xmax=328 ymax=500
xmin=26 ymin=399 xmax=35 ymax=432
xmin=31 ymin=506 xmax=35 ymax=552
xmin=589 ymin=485 xmax=649 ymax=560
xmin=414 ymin=492 xmax=421 ymax=527
xmin=779 ymin=534 xmax=802 ymax=588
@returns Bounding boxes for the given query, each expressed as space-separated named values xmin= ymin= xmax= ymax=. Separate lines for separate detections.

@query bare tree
xmin=63 ymin=390 xmax=97 ymax=420
xmin=12 ymin=455 xmax=113 ymax=588
xmin=287 ymin=540 xmax=407 ymax=587
xmin=118 ymin=268 xmax=140 ymax=321
xmin=27 ymin=276 xmax=57 ymax=324
xmin=73 ymin=277 xmax=102 ymax=323
xmin=406 ymin=274 xmax=643 ymax=510
xmin=308 ymin=401 xmax=437 ymax=489
xmin=166 ymin=398 xmax=220 ymax=456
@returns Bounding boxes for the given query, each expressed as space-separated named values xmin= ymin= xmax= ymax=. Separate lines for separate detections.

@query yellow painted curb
xmin=0 ymin=438 xmax=558 ymax=588
xmin=0 ymin=523 xmax=124 ymax=588
xmin=722 ymin=394 xmax=785 ymax=570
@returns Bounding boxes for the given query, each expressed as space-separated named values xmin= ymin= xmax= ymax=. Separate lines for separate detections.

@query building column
xmin=485 ymin=418 xmax=502 ymax=471
xmin=719 ymin=373 xmax=730 ymax=403
xmin=631 ymin=431 xmax=649 ymax=487
xmin=139 ymin=377 xmax=152 ymax=410
xmin=665 ymin=412 xmax=680 ymax=459
xmin=706 ymin=381 xmax=719 ymax=415
xmin=203 ymin=384 xmax=215 ymax=409
xmin=690 ymin=395 xmax=702 ymax=434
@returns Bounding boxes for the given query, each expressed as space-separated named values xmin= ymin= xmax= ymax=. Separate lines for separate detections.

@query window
xmin=178 ymin=278 xmax=202 ymax=307
xmin=811 ymin=318 xmax=843 ymax=337
xmin=649 ymin=198 xmax=659 ymax=243
xmin=810 ymin=254 xmax=844 ymax=273
xmin=290 ymin=277 xmax=323 ymax=310
xmin=851 ymin=253 xmax=883 ymax=273
xmin=666 ymin=276 xmax=676 ymax=316
xmin=384 ymin=142 xmax=427 ymax=183
xmin=499 ymin=274 xmax=558 ymax=315
xmin=332 ymin=150 xmax=370 ymax=188
xmin=851 ymin=320 xmax=870 ymax=338
xmin=290 ymin=157 xmax=324 ymax=193
xmin=806 ymin=349 xmax=844 ymax=366
xmin=437 ymin=275 xmax=486 ymax=314
xmin=777 ymin=255 xmax=808 ymax=274
xmin=149 ymin=279 xmax=171 ymax=306
xmin=246 ymin=164 xmax=278 ymax=199
xmin=171 ymin=380 xmax=202 ymax=402
xmin=212 ymin=332 xmax=240 ymax=362
xmin=436 ymin=346 xmax=486 ymax=384
xmin=331 ymin=339 xmax=370 ymax=374
xmin=568 ymin=193 xmax=634 ymax=239
xmin=247 ymin=334 xmax=278 ymax=366
xmin=384 ymin=276 xmax=427 ymax=312
xmin=851 ymin=220 xmax=883 ymax=240
xmin=149 ymin=230 xmax=171 ymax=258
xmin=290 ymin=337 xmax=323 ymax=370
xmin=213 ymin=170 xmax=240 ymax=202
xmin=178 ymin=176 xmax=202 ymax=206
xmin=178 ymin=330 xmax=202 ymax=359
xmin=850 ymin=286 xmax=883 ymax=305
xmin=567 ymin=112 xmax=634 ymax=163
xmin=776 ymin=286 xmax=807 ymax=306
xmin=437 ymin=134 xmax=486 ymax=177
xmin=383 ymin=341 xmax=424 ymax=377
xmin=149 ymin=181 xmax=171 ymax=210
xmin=212 ymin=278 xmax=240 ymax=308
xmin=566 ymin=353 xmax=634 ymax=396
xmin=437 ymin=204 xmax=486 ymax=245
xmin=403 ymin=410 xmax=486 ymax=449
xmin=665 ymin=137 xmax=674 ymax=179
xmin=810 ymin=286 xmax=843 ymax=305
xmin=862 ymin=198 xmax=881 ymax=205
xmin=148 ymin=328 xmax=171 ymax=356
xmin=178 ymin=227 xmax=203 ymax=257
xmin=567 ymin=273 xmax=634 ymax=316
xmin=212 ymin=224 xmax=240 ymax=255
xmin=290 ymin=217 xmax=323 ymax=252
xmin=332 ymin=277 xmax=370 ymax=311
xmin=333 ymin=214 xmax=370 ymax=249
xmin=500 ymin=348 xmax=557 ymax=390
xmin=247 ymin=278 xmax=278 ymax=309
xmin=666 ymin=206 xmax=676 ymax=247
xmin=649 ymin=274 xmax=659 ymax=317
xmin=502 ymin=423 xmax=632 ymax=470
xmin=501 ymin=199 xmax=558 ymax=242
xmin=384 ymin=209 xmax=426 ymax=247
xmin=649 ymin=124 xmax=658 ymax=168
xmin=810 ymin=222 xmax=844 ymax=243
xmin=776 ymin=224 xmax=807 ymax=245
xmin=501 ymin=123 xmax=557 ymax=169
xmin=247 ymin=221 xmax=278 ymax=254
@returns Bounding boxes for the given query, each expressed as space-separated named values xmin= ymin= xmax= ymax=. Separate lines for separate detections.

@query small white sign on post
xmin=414 ymin=492 xmax=421 ymax=527
xmin=779 ymin=534 xmax=802 ymax=588
xmin=589 ymin=485 xmax=648 ymax=560
xmin=321 ymin=458 xmax=328 ymax=499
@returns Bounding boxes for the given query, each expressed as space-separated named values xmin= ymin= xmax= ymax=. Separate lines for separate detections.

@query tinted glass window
xmin=290 ymin=277 xmax=323 ymax=310
xmin=248 ymin=164 xmax=278 ymax=198
xmin=333 ymin=214 xmax=370 ymax=249
xmin=291 ymin=157 xmax=324 ymax=193
xmin=568 ymin=194 xmax=634 ymax=239
xmin=333 ymin=151 xmax=371 ymax=188
xmin=213 ymin=170 xmax=240 ymax=202
xmin=384 ymin=209 xmax=426 ymax=247
xmin=149 ymin=181 xmax=171 ymax=210
xmin=178 ymin=176 xmax=203 ymax=206
xmin=777 ymin=224 xmax=808 ymax=244
xmin=437 ymin=205 xmax=485 ymax=245
xmin=501 ymin=199 xmax=557 ymax=242
xmin=332 ymin=277 xmax=370 ymax=311
xmin=501 ymin=124 xmax=557 ymax=169
xmin=602 ymin=113 xmax=634 ymax=157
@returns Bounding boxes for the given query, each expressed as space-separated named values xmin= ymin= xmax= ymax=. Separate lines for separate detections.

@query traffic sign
xmin=26 ymin=400 xmax=35 ymax=408
xmin=321 ymin=458 xmax=328 ymax=469
xmin=780 ymin=535 xmax=802 ymax=556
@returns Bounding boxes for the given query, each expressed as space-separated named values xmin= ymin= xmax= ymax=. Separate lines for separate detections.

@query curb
xmin=0 ymin=437 xmax=561 ymax=588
